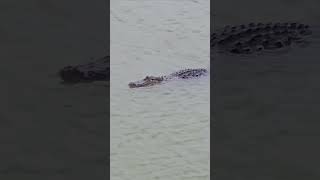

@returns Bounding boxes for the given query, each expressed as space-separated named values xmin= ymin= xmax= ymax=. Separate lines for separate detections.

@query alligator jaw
xmin=128 ymin=80 xmax=145 ymax=88
xmin=128 ymin=82 xmax=143 ymax=88
xmin=128 ymin=80 xmax=161 ymax=88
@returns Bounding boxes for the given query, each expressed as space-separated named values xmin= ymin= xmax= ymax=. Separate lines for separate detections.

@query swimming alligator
xmin=211 ymin=22 xmax=312 ymax=54
xmin=128 ymin=68 xmax=208 ymax=88
xmin=59 ymin=55 xmax=109 ymax=83
xmin=58 ymin=22 xmax=312 ymax=85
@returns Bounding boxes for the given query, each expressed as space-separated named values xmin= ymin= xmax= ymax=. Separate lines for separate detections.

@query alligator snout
xmin=128 ymin=82 xmax=139 ymax=88
xmin=59 ymin=66 xmax=84 ymax=83
xmin=128 ymin=76 xmax=163 ymax=88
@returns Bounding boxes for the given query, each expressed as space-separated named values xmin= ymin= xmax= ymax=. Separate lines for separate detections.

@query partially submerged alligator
xmin=128 ymin=68 xmax=208 ymax=88
xmin=58 ymin=22 xmax=313 ymax=86
xmin=211 ymin=22 xmax=312 ymax=54
xmin=59 ymin=55 xmax=109 ymax=83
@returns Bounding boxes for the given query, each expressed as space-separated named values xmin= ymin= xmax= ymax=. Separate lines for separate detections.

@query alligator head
xmin=59 ymin=56 xmax=109 ymax=84
xmin=59 ymin=66 xmax=87 ymax=83
xmin=128 ymin=76 xmax=164 ymax=88
xmin=59 ymin=65 xmax=109 ymax=83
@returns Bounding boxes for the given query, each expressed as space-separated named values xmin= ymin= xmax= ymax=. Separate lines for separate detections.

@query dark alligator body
xmin=58 ymin=22 xmax=312 ymax=85
xmin=128 ymin=68 xmax=208 ymax=88
xmin=59 ymin=55 xmax=109 ymax=83
xmin=211 ymin=22 xmax=312 ymax=54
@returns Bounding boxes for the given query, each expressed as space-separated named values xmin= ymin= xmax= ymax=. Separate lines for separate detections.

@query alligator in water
xmin=58 ymin=22 xmax=312 ymax=84
xmin=128 ymin=68 xmax=208 ymax=88
xmin=59 ymin=55 xmax=109 ymax=83
xmin=211 ymin=22 xmax=312 ymax=54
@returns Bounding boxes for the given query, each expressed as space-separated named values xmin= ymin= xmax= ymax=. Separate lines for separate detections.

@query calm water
xmin=110 ymin=0 xmax=210 ymax=179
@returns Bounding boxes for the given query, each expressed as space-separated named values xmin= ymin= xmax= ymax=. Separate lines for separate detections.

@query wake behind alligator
xmin=58 ymin=22 xmax=313 ymax=86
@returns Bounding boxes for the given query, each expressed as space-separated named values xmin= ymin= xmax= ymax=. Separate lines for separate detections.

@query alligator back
xmin=170 ymin=68 xmax=208 ymax=79
xmin=211 ymin=22 xmax=312 ymax=54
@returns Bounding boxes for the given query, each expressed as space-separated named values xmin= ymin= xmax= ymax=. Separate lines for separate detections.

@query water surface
xmin=110 ymin=0 xmax=210 ymax=179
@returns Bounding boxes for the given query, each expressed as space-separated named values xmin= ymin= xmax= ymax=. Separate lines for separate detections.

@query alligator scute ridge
xmin=211 ymin=22 xmax=312 ymax=54
xmin=58 ymin=22 xmax=312 ymax=85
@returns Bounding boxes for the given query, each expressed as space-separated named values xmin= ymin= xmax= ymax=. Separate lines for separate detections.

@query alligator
xmin=58 ymin=22 xmax=312 ymax=85
xmin=59 ymin=55 xmax=109 ymax=83
xmin=211 ymin=22 xmax=312 ymax=54
xmin=128 ymin=68 xmax=208 ymax=88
